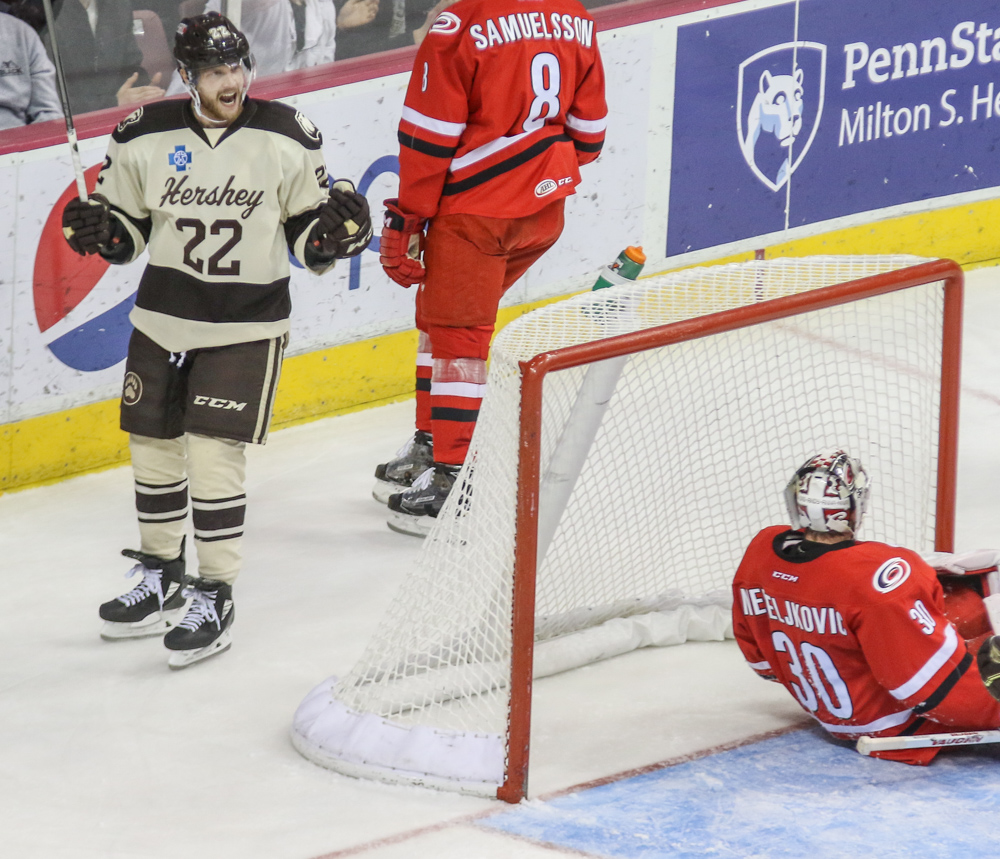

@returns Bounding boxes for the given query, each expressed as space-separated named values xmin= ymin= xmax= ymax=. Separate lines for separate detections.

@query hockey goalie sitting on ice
xmin=732 ymin=449 xmax=1000 ymax=765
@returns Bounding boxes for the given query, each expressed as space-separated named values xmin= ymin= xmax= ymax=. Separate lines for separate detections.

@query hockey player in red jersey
xmin=733 ymin=449 xmax=1000 ymax=764
xmin=375 ymin=0 xmax=607 ymax=535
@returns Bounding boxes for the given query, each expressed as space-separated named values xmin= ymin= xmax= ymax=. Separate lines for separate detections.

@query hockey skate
xmin=163 ymin=578 xmax=234 ymax=670
xmin=386 ymin=462 xmax=460 ymax=537
xmin=373 ymin=430 xmax=434 ymax=504
xmin=99 ymin=541 xmax=188 ymax=641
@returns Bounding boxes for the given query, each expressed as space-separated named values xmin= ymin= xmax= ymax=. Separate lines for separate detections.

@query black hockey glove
xmin=312 ymin=179 xmax=373 ymax=259
xmin=62 ymin=194 xmax=112 ymax=256
xmin=977 ymin=636 xmax=1000 ymax=701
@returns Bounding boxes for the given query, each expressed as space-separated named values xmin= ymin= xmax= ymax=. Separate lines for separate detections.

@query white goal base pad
xmin=291 ymin=603 xmax=732 ymax=796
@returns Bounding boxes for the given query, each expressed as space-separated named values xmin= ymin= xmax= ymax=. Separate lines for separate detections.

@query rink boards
xmin=5 ymin=0 xmax=1000 ymax=491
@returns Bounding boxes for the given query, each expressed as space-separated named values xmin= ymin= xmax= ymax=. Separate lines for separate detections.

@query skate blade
xmin=100 ymin=607 xmax=186 ymax=641
xmin=386 ymin=509 xmax=432 ymax=538
xmin=372 ymin=478 xmax=407 ymax=505
xmin=166 ymin=630 xmax=233 ymax=670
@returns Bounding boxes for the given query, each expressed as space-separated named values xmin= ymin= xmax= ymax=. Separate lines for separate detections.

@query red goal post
xmin=292 ymin=255 xmax=963 ymax=803
xmin=503 ymin=256 xmax=963 ymax=801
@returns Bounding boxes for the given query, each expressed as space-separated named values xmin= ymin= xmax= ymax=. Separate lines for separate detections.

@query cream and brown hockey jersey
xmin=96 ymin=98 xmax=332 ymax=352
xmin=396 ymin=0 xmax=607 ymax=220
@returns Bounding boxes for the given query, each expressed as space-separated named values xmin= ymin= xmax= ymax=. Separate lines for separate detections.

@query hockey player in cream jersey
xmin=61 ymin=12 xmax=372 ymax=668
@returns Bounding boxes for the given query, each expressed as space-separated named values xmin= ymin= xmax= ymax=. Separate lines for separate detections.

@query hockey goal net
xmin=292 ymin=255 xmax=963 ymax=801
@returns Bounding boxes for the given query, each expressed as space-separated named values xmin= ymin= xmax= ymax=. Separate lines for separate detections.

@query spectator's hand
xmin=116 ymin=72 xmax=166 ymax=107
xmin=413 ymin=0 xmax=460 ymax=45
xmin=337 ymin=0 xmax=379 ymax=29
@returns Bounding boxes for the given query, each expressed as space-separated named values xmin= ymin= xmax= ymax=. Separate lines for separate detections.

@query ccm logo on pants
xmin=193 ymin=396 xmax=247 ymax=411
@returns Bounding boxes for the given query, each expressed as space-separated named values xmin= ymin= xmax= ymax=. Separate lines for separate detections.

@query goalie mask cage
xmin=292 ymin=255 xmax=962 ymax=802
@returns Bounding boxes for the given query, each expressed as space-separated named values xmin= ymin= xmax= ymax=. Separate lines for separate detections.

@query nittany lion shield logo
xmin=736 ymin=42 xmax=826 ymax=192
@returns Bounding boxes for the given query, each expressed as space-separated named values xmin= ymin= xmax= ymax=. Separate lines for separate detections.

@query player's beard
xmin=198 ymin=87 xmax=244 ymax=126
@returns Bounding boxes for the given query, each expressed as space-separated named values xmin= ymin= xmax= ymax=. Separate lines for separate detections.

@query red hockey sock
xmin=426 ymin=324 xmax=493 ymax=465
xmin=430 ymin=357 xmax=487 ymax=464
xmin=415 ymin=329 xmax=432 ymax=433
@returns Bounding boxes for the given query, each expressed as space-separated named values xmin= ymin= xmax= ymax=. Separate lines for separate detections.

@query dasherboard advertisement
xmin=1 ymin=35 xmax=649 ymax=426
xmin=668 ymin=0 xmax=1000 ymax=256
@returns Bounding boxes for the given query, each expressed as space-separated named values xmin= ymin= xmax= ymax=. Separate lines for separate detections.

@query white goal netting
xmin=292 ymin=255 xmax=955 ymax=796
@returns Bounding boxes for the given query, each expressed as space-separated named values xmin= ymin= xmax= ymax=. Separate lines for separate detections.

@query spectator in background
xmin=333 ymin=0 xmax=453 ymax=60
xmin=3 ymin=0 xmax=46 ymax=32
xmin=333 ymin=0 xmax=375 ymax=41
xmin=163 ymin=0 xmax=337 ymax=94
xmin=288 ymin=0 xmax=337 ymax=69
xmin=0 ymin=10 xmax=63 ymax=130
xmin=136 ymin=0 xmax=183 ymax=39
xmin=41 ymin=0 xmax=165 ymax=114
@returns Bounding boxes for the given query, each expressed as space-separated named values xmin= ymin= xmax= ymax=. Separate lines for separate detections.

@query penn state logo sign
xmin=873 ymin=558 xmax=911 ymax=594
xmin=736 ymin=41 xmax=826 ymax=192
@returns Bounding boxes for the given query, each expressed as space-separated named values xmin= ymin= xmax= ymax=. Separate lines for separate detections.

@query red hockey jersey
xmin=396 ymin=0 xmax=607 ymax=220
xmin=733 ymin=526 xmax=1000 ymax=762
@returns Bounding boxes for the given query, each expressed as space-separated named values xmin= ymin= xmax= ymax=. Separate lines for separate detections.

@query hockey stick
xmin=857 ymin=730 xmax=1000 ymax=755
xmin=40 ymin=0 xmax=88 ymax=201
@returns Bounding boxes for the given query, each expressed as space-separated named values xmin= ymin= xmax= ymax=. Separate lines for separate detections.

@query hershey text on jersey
xmin=159 ymin=175 xmax=265 ymax=220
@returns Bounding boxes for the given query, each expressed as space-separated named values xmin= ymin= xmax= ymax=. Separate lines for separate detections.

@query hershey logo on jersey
xmin=470 ymin=12 xmax=594 ymax=51
xmin=159 ymin=174 xmax=265 ymax=220
xmin=739 ymin=586 xmax=848 ymax=636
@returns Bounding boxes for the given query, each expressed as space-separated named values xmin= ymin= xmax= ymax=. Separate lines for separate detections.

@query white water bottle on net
xmin=291 ymin=254 xmax=963 ymax=801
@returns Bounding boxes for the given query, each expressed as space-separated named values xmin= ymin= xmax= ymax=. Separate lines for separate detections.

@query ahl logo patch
xmin=168 ymin=145 xmax=192 ymax=172
xmin=535 ymin=179 xmax=557 ymax=197
xmin=873 ymin=557 xmax=910 ymax=593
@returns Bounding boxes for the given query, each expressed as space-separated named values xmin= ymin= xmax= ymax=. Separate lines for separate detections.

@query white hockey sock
xmin=186 ymin=433 xmax=247 ymax=586
xmin=130 ymin=434 xmax=188 ymax=561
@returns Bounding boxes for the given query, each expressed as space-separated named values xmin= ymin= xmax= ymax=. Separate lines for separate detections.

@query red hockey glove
xmin=62 ymin=194 xmax=112 ymax=256
xmin=313 ymin=179 xmax=373 ymax=259
xmin=380 ymin=198 xmax=426 ymax=287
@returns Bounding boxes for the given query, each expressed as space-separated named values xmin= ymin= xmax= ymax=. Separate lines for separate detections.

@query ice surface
xmin=2 ymin=267 xmax=999 ymax=858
